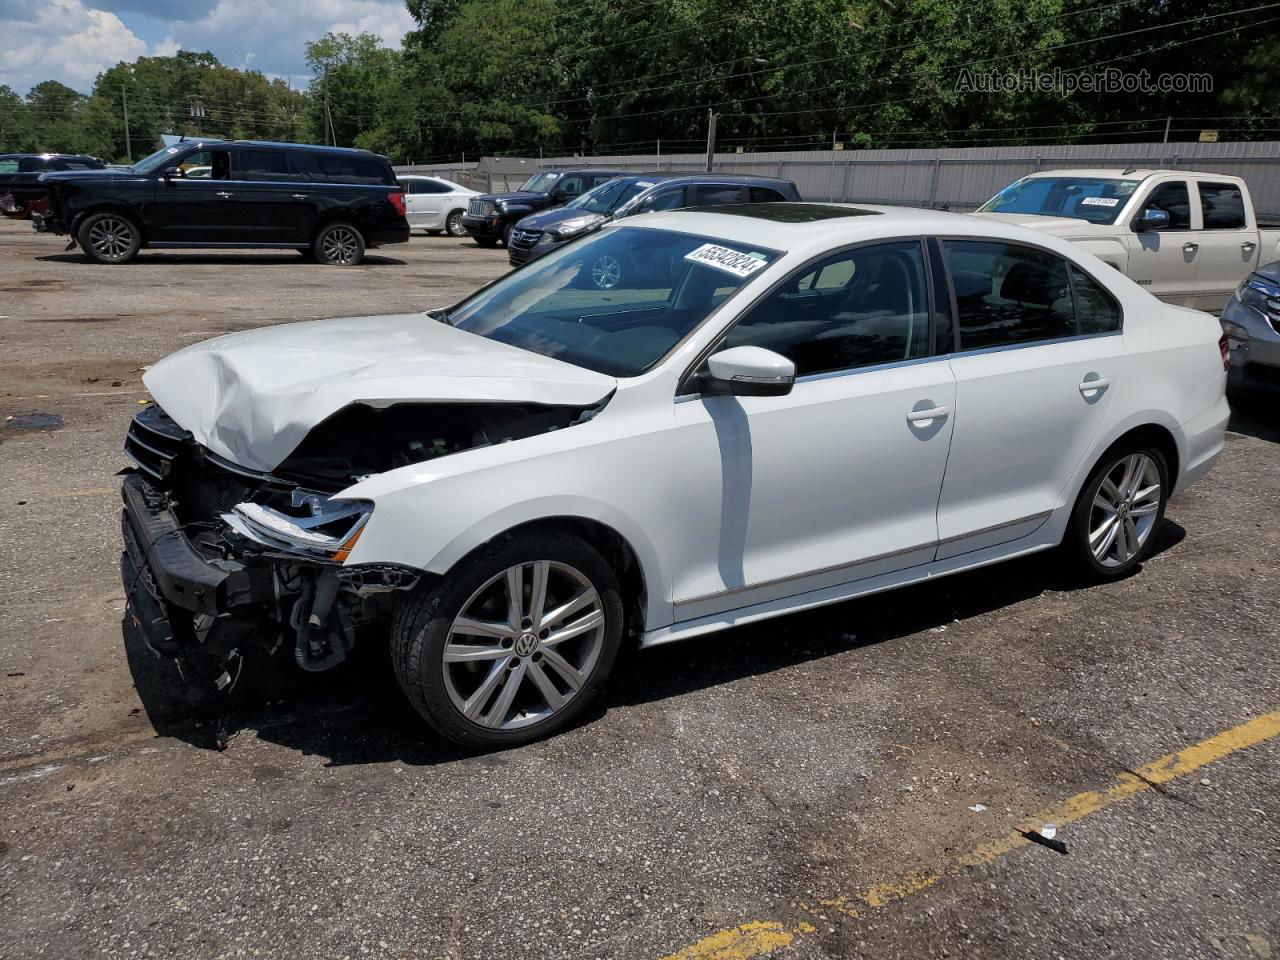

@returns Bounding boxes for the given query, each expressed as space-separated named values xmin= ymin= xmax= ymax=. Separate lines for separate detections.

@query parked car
xmin=461 ymin=168 xmax=625 ymax=247
xmin=121 ymin=203 xmax=1228 ymax=747
xmin=33 ymin=139 xmax=409 ymax=266
xmin=508 ymin=173 xmax=801 ymax=271
xmin=1220 ymin=258 xmax=1280 ymax=395
xmin=0 ymin=153 xmax=104 ymax=219
xmin=974 ymin=169 xmax=1280 ymax=311
xmin=396 ymin=175 xmax=479 ymax=236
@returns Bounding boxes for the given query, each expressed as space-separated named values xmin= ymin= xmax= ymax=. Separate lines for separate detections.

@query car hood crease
xmin=143 ymin=314 xmax=617 ymax=473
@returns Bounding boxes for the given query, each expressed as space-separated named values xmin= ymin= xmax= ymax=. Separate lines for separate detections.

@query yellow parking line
xmin=660 ymin=710 xmax=1280 ymax=960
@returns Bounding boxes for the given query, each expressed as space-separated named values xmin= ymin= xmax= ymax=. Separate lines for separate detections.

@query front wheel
xmin=391 ymin=531 xmax=624 ymax=748
xmin=313 ymin=222 xmax=365 ymax=265
xmin=1064 ymin=443 xmax=1169 ymax=580
xmin=78 ymin=212 xmax=141 ymax=264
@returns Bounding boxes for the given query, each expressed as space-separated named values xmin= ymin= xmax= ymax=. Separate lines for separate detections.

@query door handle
xmin=216 ymin=191 xmax=234 ymax=199
xmin=1242 ymin=240 xmax=1257 ymax=251
xmin=1079 ymin=377 xmax=1110 ymax=396
xmin=906 ymin=405 xmax=951 ymax=424
xmin=291 ymin=193 xmax=308 ymax=200
xmin=1182 ymin=241 xmax=1199 ymax=252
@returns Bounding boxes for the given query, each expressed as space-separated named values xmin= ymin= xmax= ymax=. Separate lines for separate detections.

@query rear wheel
xmin=1064 ymin=443 xmax=1168 ymax=580
xmin=78 ymin=212 xmax=141 ymax=264
xmin=446 ymin=209 xmax=467 ymax=236
xmin=313 ymin=222 xmax=365 ymax=265
xmin=391 ymin=531 xmax=623 ymax=748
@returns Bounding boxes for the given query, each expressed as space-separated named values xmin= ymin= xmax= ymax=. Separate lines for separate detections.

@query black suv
xmin=1 ymin=154 xmax=104 ymax=219
xmin=507 ymin=173 xmax=801 ymax=267
xmin=33 ymin=140 xmax=409 ymax=265
xmin=461 ymin=168 xmax=625 ymax=248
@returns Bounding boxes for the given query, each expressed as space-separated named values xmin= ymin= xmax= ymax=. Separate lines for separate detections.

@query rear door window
xmin=944 ymin=240 xmax=1076 ymax=350
xmin=749 ymin=186 xmax=788 ymax=203
xmin=1070 ymin=265 xmax=1123 ymax=334
xmin=234 ymin=149 xmax=292 ymax=181
xmin=641 ymin=187 xmax=687 ymax=212
xmin=291 ymin=152 xmax=394 ymax=185
xmin=1197 ymin=182 xmax=1246 ymax=229
xmin=18 ymin=157 xmax=48 ymax=173
xmin=689 ymin=184 xmax=747 ymax=206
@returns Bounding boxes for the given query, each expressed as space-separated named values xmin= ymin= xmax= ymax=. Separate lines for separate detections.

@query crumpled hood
xmin=143 ymin=314 xmax=616 ymax=473
xmin=970 ymin=212 xmax=1101 ymax=237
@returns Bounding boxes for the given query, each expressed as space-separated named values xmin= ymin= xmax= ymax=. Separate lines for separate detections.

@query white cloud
xmin=163 ymin=0 xmax=414 ymax=79
xmin=0 ymin=0 xmax=147 ymax=93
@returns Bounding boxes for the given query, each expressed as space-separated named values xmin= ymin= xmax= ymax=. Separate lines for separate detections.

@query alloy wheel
xmin=590 ymin=255 xmax=622 ymax=289
xmin=1089 ymin=453 xmax=1161 ymax=567
xmin=89 ymin=217 xmax=134 ymax=261
xmin=442 ymin=560 xmax=606 ymax=730
xmin=321 ymin=226 xmax=361 ymax=264
xmin=447 ymin=211 xmax=466 ymax=236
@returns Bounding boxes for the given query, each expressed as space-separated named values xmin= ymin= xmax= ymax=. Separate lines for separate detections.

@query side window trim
xmin=676 ymin=235 xmax=941 ymax=396
xmin=937 ymin=234 xmax=1125 ymax=356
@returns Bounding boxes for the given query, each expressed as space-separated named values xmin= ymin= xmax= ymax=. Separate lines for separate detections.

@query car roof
xmin=642 ymin=173 xmax=795 ymax=187
xmin=1019 ymin=168 xmax=1164 ymax=181
xmin=620 ymin=202 xmax=1087 ymax=258
xmin=1 ymin=153 xmax=99 ymax=160
xmin=173 ymin=139 xmax=382 ymax=157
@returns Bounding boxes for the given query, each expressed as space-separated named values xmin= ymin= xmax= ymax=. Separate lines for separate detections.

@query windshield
xmin=518 ymin=172 xmax=561 ymax=194
xmin=130 ymin=145 xmax=184 ymax=175
xmin=566 ymin=178 xmax=654 ymax=214
xmin=979 ymin=176 xmax=1141 ymax=224
xmin=447 ymin=226 xmax=780 ymax=377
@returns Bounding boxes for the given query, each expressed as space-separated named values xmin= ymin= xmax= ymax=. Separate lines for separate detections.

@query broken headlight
xmin=222 ymin=490 xmax=371 ymax=563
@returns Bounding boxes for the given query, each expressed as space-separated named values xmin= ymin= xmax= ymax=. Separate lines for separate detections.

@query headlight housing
xmin=1236 ymin=275 xmax=1280 ymax=326
xmin=223 ymin=491 xmax=372 ymax=562
xmin=550 ymin=214 xmax=604 ymax=238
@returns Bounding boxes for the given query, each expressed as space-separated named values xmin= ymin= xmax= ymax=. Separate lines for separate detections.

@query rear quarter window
xmin=290 ymin=151 xmax=395 ymax=186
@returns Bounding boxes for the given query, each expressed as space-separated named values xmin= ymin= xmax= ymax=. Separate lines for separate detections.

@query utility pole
xmin=1162 ymin=117 xmax=1172 ymax=143
xmin=122 ymin=88 xmax=132 ymax=163
xmin=656 ymin=138 xmax=661 ymax=167
xmin=704 ymin=109 xmax=718 ymax=172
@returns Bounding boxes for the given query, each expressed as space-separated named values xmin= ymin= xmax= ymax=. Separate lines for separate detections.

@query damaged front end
xmin=119 ymin=395 xmax=599 ymax=701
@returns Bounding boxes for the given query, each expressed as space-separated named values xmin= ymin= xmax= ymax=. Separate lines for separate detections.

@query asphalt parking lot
xmin=1 ymin=217 xmax=1277 ymax=960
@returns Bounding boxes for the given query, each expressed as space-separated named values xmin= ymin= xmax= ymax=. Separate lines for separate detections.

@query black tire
xmin=426 ymin=229 xmax=442 ymax=237
xmin=391 ymin=530 xmax=624 ymax=748
xmin=77 ymin=211 xmax=141 ymax=264
xmin=501 ymin=221 xmax=515 ymax=248
xmin=446 ymin=210 xmax=467 ymax=237
xmin=313 ymin=222 xmax=365 ymax=265
xmin=1063 ymin=439 xmax=1169 ymax=581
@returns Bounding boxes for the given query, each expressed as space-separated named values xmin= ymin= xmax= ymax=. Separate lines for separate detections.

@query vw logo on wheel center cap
xmin=515 ymin=632 xmax=539 ymax=656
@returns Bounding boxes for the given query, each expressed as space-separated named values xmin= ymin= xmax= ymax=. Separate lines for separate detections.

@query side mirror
xmin=699 ymin=346 xmax=795 ymax=398
xmin=1135 ymin=207 xmax=1170 ymax=232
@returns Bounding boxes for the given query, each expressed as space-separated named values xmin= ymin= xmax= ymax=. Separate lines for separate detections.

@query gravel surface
xmin=0 ymin=218 xmax=1276 ymax=960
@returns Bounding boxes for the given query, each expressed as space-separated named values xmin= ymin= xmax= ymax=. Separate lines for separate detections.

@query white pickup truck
xmin=974 ymin=169 xmax=1280 ymax=311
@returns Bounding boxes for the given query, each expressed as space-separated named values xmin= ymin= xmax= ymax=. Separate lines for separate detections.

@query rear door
xmin=220 ymin=148 xmax=307 ymax=242
xmin=1192 ymin=180 xmax=1258 ymax=308
xmin=936 ymin=239 xmax=1125 ymax=557
xmin=1126 ymin=179 xmax=1198 ymax=305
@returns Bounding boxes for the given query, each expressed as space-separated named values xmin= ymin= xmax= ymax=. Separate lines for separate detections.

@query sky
xmin=0 ymin=0 xmax=416 ymax=94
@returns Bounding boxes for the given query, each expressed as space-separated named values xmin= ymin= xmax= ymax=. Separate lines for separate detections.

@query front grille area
xmin=468 ymin=198 xmax=488 ymax=216
xmin=508 ymin=228 xmax=543 ymax=254
xmin=124 ymin=404 xmax=191 ymax=485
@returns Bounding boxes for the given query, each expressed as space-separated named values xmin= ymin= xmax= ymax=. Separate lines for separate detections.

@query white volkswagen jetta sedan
xmin=121 ymin=203 xmax=1229 ymax=747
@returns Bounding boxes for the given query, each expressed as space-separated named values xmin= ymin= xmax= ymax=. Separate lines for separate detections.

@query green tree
xmin=304 ymin=33 xmax=401 ymax=149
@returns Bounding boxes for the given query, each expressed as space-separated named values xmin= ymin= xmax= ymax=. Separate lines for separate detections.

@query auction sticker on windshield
xmin=685 ymin=243 xmax=769 ymax=278
xmin=1081 ymin=196 xmax=1121 ymax=207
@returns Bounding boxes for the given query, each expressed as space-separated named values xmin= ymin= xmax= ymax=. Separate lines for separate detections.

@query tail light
xmin=1218 ymin=333 xmax=1230 ymax=371
xmin=388 ymin=191 xmax=406 ymax=217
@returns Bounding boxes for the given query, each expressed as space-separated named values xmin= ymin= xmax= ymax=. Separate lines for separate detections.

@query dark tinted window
xmin=749 ymin=186 xmax=788 ymax=203
xmin=62 ymin=160 xmax=97 ymax=170
xmin=945 ymin=240 xmax=1075 ymax=350
xmin=557 ymin=175 xmax=584 ymax=197
xmin=588 ymin=174 xmax=618 ymax=188
xmin=1198 ymin=182 xmax=1246 ymax=229
xmin=1142 ymin=182 xmax=1191 ymax=230
xmin=641 ymin=187 xmax=686 ymax=212
xmin=419 ymin=179 xmax=452 ymax=194
xmin=1071 ymin=266 xmax=1122 ymax=334
xmin=689 ymin=184 xmax=747 ymax=206
xmin=290 ymin=151 xmax=393 ymax=185
xmin=18 ymin=157 xmax=48 ymax=173
xmin=235 ymin=149 xmax=290 ymax=181
xmin=723 ymin=240 xmax=931 ymax=376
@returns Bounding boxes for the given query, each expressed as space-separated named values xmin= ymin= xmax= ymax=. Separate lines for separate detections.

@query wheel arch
xmin=74 ymin=203 xmax=149 ymax=245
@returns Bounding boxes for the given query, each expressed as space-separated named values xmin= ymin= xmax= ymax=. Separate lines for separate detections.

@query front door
xmin=1125 ymin=179 xmax=1199 ymax=306
xmin=669 ymin=239 xmax=955 ymax=621
xmin=935 ymin=240 xmax=1125 ymax=557
xmin=151 ymin=148 xmax=236 ymax=241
